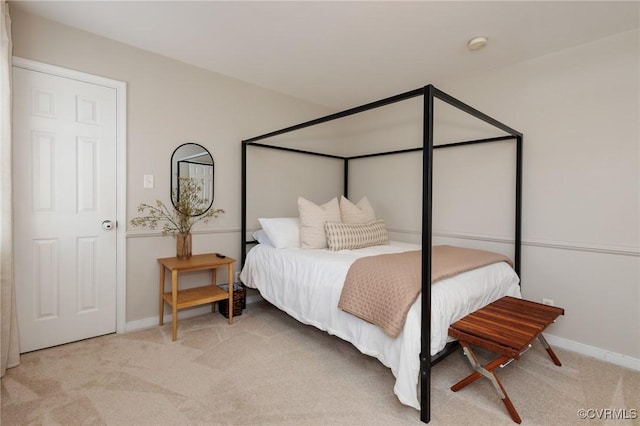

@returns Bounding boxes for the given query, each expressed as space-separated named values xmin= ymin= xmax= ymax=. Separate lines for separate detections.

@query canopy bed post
xmin=515 ymin=135 xmax=523 ymax=276
xmin=241 ymin=141 xmax=248 ymax=266
xmin=344 ymin=158 xmax=349 ymax=199
xmin=420 ymin=84 xmax=435 ymax=423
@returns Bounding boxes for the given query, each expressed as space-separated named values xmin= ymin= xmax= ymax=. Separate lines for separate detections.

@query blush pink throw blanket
xmin=338 ymin=245 xmax=513 ymax=337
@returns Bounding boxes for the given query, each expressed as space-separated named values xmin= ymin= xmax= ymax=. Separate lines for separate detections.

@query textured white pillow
xmin=339 ymin=195 xmax=376 ymax=224
xmin=298 ymin=196 xmax=341 ymax=249
xmin=257 ymin=217 xmax=300 ymax=249
xmin=325 ymin=219 xmax=390 ymax=251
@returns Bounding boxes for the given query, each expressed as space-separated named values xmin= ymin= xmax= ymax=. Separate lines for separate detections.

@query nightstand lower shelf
xmin=162 ymin=284 xmax=229 ymax=310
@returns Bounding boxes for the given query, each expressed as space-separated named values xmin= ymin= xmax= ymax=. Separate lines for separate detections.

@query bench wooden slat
xmin=449 ymin=296 xmax=564 ymax=355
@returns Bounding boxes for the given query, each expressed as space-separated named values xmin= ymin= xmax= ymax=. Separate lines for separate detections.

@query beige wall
xmin=10 ymin=8 xmax=332 ymax=323
xmin=435 ymin=30 xmax=639 ymax=360
xmin=317 ymin=29 xmax=640 ymax=361
xmin=11 ymin=8 xmax=639 ymax=362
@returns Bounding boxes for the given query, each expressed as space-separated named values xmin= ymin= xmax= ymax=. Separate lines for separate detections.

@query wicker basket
xmin=217 ymin=283 xmax=246 ymax=318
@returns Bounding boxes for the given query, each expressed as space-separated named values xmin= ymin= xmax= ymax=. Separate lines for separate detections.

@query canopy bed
xmin=240 ymin=85 xmax=523 ymax=423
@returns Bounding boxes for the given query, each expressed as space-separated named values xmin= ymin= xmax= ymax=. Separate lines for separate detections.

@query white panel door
xmin=12 ymin=67 xmax=117 ymax=352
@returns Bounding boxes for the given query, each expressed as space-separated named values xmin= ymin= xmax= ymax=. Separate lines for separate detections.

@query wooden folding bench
xmin=448 ymin=296 xmax=564 ymax=424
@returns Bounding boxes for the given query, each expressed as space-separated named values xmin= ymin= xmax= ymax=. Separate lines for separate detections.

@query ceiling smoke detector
xmin=467 ymin=36 xmax=488 ymax=51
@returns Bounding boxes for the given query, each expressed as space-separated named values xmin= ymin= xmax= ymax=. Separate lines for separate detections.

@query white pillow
xmin=339 ymin=195 xmax=376 ymax=224
xmin=252 ymin=230 xmax=273 ymax=246
xmin=257 ymin=217 xmax=300 ymax=249
xmin=297 ymin=196 xmax=341 ymax=249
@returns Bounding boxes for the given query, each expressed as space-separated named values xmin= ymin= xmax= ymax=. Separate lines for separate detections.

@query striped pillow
xmin=324 ymin=219 xmax=390 ymax=251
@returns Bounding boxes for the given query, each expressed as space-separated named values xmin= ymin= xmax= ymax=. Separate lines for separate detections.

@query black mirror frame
xmin=170 ymin=143 xmax=215 ymax=216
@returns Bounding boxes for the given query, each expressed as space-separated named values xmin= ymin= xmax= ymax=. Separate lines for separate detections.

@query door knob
xmin=102 ymin=220 xmax=115 ymax=230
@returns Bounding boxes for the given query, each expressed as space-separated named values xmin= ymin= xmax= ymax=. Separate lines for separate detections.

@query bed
xmin=241 ymin=85 xmax=523 ymax=423
xmin=240 ymin=240 xmax=521 ymax=409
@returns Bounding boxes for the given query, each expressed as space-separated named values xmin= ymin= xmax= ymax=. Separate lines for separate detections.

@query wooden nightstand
xmin=158 ymin=253 xmax=236 ymax=341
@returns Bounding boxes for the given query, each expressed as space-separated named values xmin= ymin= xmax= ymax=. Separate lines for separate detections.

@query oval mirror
xmin=171 ymin=143 xmax=214 ymax=216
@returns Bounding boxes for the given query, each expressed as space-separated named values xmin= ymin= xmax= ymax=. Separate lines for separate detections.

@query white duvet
xmin=239 ymin=241 xmax=521 ymax=409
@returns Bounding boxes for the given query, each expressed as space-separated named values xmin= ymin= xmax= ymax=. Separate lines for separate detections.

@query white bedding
xmin=239 ymin=241 xmax=521 ymax=409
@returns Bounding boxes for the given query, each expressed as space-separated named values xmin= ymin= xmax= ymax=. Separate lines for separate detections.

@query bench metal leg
xmin=538 ymin=334 xmax=562 ymax=366
xmin=451 ymin=341 xmax=522 ymax=424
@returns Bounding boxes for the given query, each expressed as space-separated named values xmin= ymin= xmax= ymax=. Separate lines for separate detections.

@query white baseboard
xmin=123 ymin=293 xmax=264 ymax=333
xmin=544 ymin=334 xmax=640 ymax=371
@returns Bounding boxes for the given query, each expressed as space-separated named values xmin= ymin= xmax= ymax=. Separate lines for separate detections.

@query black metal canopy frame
xmin=241 ymin=84 xmax=523 ymax=423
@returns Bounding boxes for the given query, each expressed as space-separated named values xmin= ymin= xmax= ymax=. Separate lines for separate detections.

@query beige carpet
xmin=2 ymin=300 xmax=639 ymax=425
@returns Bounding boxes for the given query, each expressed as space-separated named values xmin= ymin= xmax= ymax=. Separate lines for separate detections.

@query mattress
xmin=239 ymin=241 xmax=521 ymax=409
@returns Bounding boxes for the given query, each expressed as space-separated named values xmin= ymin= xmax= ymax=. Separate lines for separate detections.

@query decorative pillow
xmin=252 ymin=230 xmax=273 ymax=246
xmin=257 ymin=217 xmax=300 ymax=249
xmin=324 ymin=219 xmax=390 ymax=251
xmin=298 ymin=196 xmax=341 ymax=249
xmin=339 ymin=195 xmax=376 ymax=224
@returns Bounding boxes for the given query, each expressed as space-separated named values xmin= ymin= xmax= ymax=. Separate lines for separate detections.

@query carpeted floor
xmin=2 ymin=300 xmax=639 ymax=425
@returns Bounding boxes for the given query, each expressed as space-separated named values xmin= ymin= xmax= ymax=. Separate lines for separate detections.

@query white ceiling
xmin=11 ymin=1 xmax=640 ymax=109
